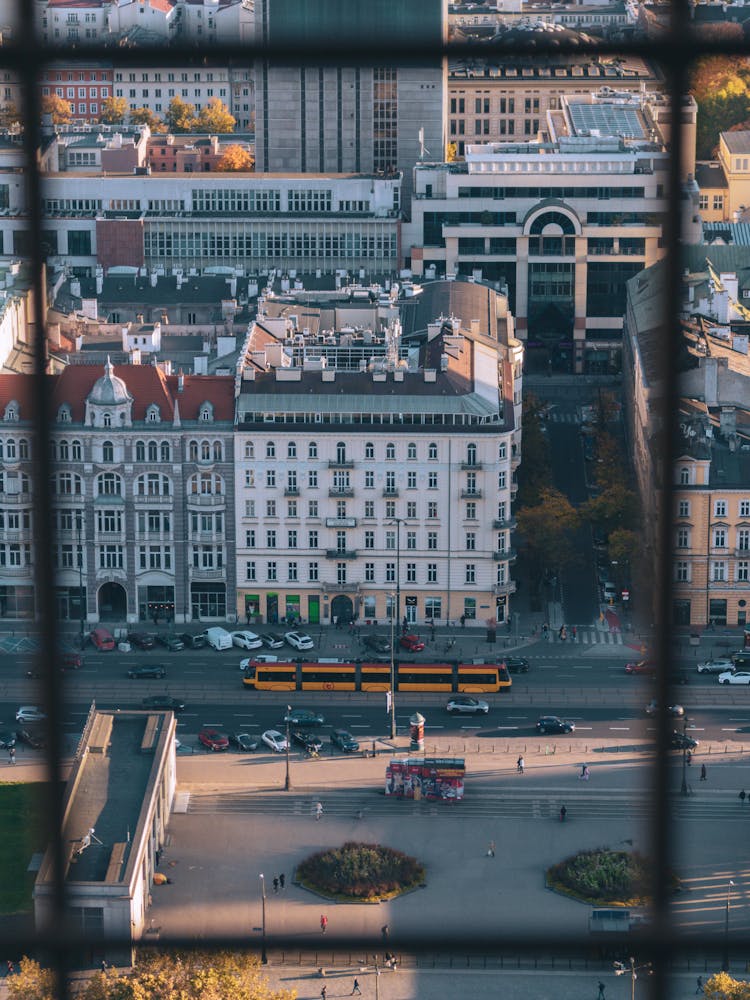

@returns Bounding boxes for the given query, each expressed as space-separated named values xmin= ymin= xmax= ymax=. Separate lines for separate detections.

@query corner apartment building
xmin=235 ymin=278 xmax=522 ymax=629
xmin=404 ymin=90 xmax=697 ymax=374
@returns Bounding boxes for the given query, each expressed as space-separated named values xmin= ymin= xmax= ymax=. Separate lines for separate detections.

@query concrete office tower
xmin=254 ymin=0 xmax=447 ymax=208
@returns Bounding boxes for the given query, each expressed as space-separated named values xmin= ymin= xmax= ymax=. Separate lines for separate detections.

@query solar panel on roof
xmin=569 ymin=103 xmax=646 ymax=139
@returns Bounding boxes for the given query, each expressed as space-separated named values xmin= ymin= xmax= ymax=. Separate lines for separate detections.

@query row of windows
xmin=48 ymin=472 xmax=229 ymax=498
xmin=244 ymin=468 xmax=505 ymax=494
xmin=244 ymin=560 xmax=504 ymax=586
xmin=675 ymin=560 xmax=750 ymax=583
xmin=0 ymin=438 xmax=30 ymax=460
xmin=244 ymin=440 xmax=506 ymax=462
xmin=144 ymin=231 xmax=398 ymax=259
xmin=677 ymin=498 xmax=750 ymax=518
xmin=243 ymin=499 xmax=511 ymax=523
xmin=677 ymin=527 xmax=750 ymax=549
xmin=48 ymin=438 xmax=225 ymax=463
xmin=243 ymin=527 xmax=509 ymax=551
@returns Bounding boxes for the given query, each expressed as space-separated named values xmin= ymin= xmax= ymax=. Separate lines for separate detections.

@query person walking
xmin=350 ymin=978 xmax=362 ymax=995
xmin=597 ymin=981 xmax=606 ymax=999
xmin=272 ymin=876 xmax=279 ymax=894
xmin=571 ymin=625 xmax=577 ymax=642
xmin=320 ymin=987 xmax=327 ymax=1000
xmin=740 ymin=790 xmax=747 ymax=804
xmin=315 ymin=801 xmax=323 ymax=820
xmin=320 ymin=914 xmax=328 ymax=934
xmin=686 ymin=750 xmax=692 ymax=766
xmin=696 ymin=975 xmax=703 ymax=994
xmin=700 ymin=763 xmax=707 ymax=781
xmin=279 ymin=873 xmax=285 ymax=889
xmin=517 ymin=755 xmax=525 ymax=774
xmin=381 ymin=923 xmax=390 ymax=942
xmin=559 ymin=804 xmax=567 ymax=822
xmin=460 ymin=614 xmax=466 ymax=628
xmin=8 ymin=747 xmax=15 ymax=765
xmin=487 ymin=840 xmax=495 ymax=858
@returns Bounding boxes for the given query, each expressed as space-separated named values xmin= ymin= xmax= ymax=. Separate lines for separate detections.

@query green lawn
xmin=0 ymin=782 xmax=51 ymax=913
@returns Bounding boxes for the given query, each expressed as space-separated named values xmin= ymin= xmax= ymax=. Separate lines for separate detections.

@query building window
xmin=678 ymin=500 xmax=690 ymax=518
xmin=267 ymin=561 xmax=277 ymax=581
xmin=428 ymin=443 xmax=438 ymax=460
xmin=266 ymin=442 xmax=275 ymax=458
xmin=365 ymin=562 xmax=375 ymax=582
xmin=309 ymin=530 xmax=319 ymax=548
xmin=385 ymin=563 xmax=395 ymax=583
xmin=407 ymin=443 xmax=417 ymax=460
xmin=266 ymin=500 xmax=276 ymax=517
xmin=365 ymin=442 xmax=375 ymax=460
xmin=713 ymin=528 xmax=727 ymax=548
xmin=308 ymin=471 xmax=318 ymax=488
xmin=427 ymin=531 xmax=437 ymax=550
xmin=365 ymin=471 xmax=374 ymax=488
xmin=428 ymin=472 xmax=438 ymax=489
xmin=712 ymin=561 xmax=726 ymax=582
xmin=715 ymin=500 xmax=727 ymax=517
xmin=288 ymin=530 xmax=298 ymax=549
xmin=386 ymin=443 xmax=395 ymax=460
xmin=364 ymin=501 xmax=375 ymax=518
xmin=407 ymin=471 xmax=417 ymax=489
xmin=266 ymin=530 xmax=276 ymax=548
xmin=465 ymin=563 xmax=476 ymax=584
xmin=288 ymin=442 xmax=297 ymax=458
xmin=308 ymin=500 xmax=318 ymax=517
xmin=337 ymin=562 xmax=347 ymax=585
xmin=406 ymin=531 xmax=416 ymax=550
xmin=738 ymin=561 xmax=750 ymax=582
xmin=466 ymin=532 xmax=476 ymax=551
xmin=466 ymin=502 xmax=476 ymax=520
xmin=266 ymin=470 xmax=276 ymax=488
xmin=675 ymin=561 xmax=690 ymax=582
xmin=679 ymin=467 xmax=691 ymax=485
xmin=406 ymin=563 xmax=416 ymax=583
xmin=427 ymin=502 xmax=438 ymax=519
xmin=677 ymin=528 xmax=690 ymax=548
xmin=740 ymin=500 xmax=750 ymax=518
xmin=309 ymin=442 xmax=318 ymax=459
xmin=288 ymin=561 xmax=298 ymax=582
xmin=308 ymin=561 xmax=319 ymax=582
xmin=737 ymin=529 xmax=750 ymax=551
xmin=427 ymin=563 xmax=437 ymax=583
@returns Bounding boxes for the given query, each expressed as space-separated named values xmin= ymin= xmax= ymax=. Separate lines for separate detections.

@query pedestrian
xmin=571 ymin=625 xmax=577 ymax=642
xmin=687 ymin=751 xmax=692 ymax=766
xmin=320 ymin=914 xmax=328 ymax=934
xmin=517 ymin=755 xmax=524 ymax=774
xmin=559 ymin=804 xmax=567 ymax=822
xmin=381 ymin=923 xmax=389 ymax=941
xmin=272 ymin=876 xmax=279 ymax=893
xmin=8 ymin=747 xmax=15 ymax=764
xmin=7 ymin=961 xmax=14 ymax=975
xmin=597 ymin=981 xmax=606 ymax=999
xmin=100 ymin=960 xmax=107 ymax=973
xmin=315 ymin=801 xmax=323 ymax=821
xmin=321 ymin=987 xmax=327 ymax=1000
xmin=384 ymin=951 xmax=393 ymax=969
xmin=155 ymin=848 xmax=161 ymax=866
xmin=246 ymin=609 xmax=251 ymax=626
xmin=487 ymin=840 xmax=495 ymax=858
xmin=700 ymin=763 xmax=707 ymax=781
xmin=696 ymin=975 xmax=703 ymax=994
xmin=740 ymin=790 xmax=747 ymax=804
xmin=460 ymin=614 xmax=466 ymax=628
xmin=351 ymin=977 xmax=362 ymax=995
xmin=279 ymin=873 xmax=285 ymax=889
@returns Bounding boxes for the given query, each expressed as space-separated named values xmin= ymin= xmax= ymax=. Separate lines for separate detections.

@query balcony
xmin=0 ymin=565 xmax=33 ymax=578
xmin=460 ymin=462 xmax=483 ymax=470
xmin=493 ymin=548 xmax=517 ymax=563
xmin=284 ymin=487 xmax=300 ymax=496
xmin=0 ymin=530 xmax=30 ymax=542
xmin=329 ymin=488 xmax=354 ymax=498
xmin=708 ymin=579 xmax=748 ymax=590
xmin=461 ymin=489 xmax=482 ymax=499
xmin=325 ymin=549 xmax=357 ymax=560
xmin=492 ymin=581 xmax=517 ymax=596
xmin=189 ymin=566 xmax=226 ymax=580
xmin=321 ymin=581 xmax=360 ymax=594
xmin=0 ymin=492 xmax=33 ymax=505
xmin=328 ymin=460 xmax=355 ymax=469
xmin=186 ymin=494 xmax=225 ymax=507
xmin=190 ymin=531 xmax=221 ymax=542
xmin=382 ymin=488 xmax=399 ymax=497
xmin=492 ymin=517 xmax=517 ymax=530
xmin=736 ymin=547 xmax=750 ymax=557
xmin=134 ymin=493 xmax=173 ymax=505
xmin=325 ymin=517 xmax=357 ymax=528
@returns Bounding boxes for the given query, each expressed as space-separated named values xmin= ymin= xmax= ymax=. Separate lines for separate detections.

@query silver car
xmin=446 ymin=696 xmax=489 ymax=715
xmin=697 ymin=658 xmax=733 ymax=674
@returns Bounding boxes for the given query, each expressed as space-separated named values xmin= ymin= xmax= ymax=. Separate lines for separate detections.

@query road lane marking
xmin=490 ymin=725 xmax=520 ymax=730
xmin=609 ymin=727 xmax=631 ymax=731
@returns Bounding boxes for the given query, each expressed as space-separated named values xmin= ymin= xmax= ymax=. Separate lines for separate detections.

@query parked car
xmin=141 ymin=695 xmax=185 ymax=712
xmin=262 ymin=729 xmax=288 ymax=753
xmin=179 ymin=633 xmax=207 ymax=649
xmin=400 ymin=634 xmax=425 ymax=653
xmin=156 ymin=633 xmax=185 ymax=651
xmin=260 ymin=633 xmax=286 ymax=649
xmin=89 ymin=627 xmax=116 ymax=651
xmin=15 ymin=705 xmax=46 ymax=723
xmin=58 ymin=646 xmax=82 ymax=670
xmin=127 ymin=632 xmax=155 ymax=650
xmin=330 ymin=728 xmax=360 ymax=752
xmin=230 ymin=733 xmax=260 ymax=752
xmin=16 ymin=727 xmax=45 ymax=750
xmin=503 ymin=656 xmax=529 ymax=674
xmin=625 ymin=660 xmax=657 ymax=676
xmin=697 ymin=658 xmax=734 ymax=674
xmin=239 ymin=655 xmax=280 ymax=670
xmin=602 ymin=582 xmax=618 ymax=603
xmin=669 ymin=731 xmax=699 ymax=750
xmin=645 ymin=700 xmax=684 ymax=716
xmin=719 ymin=670 xmax=750 ymax=685
xmin=285 ymin=631 xmax=314 ymax=650
xmin=283 ymin=708 xmax=325 ymax=727
xmin=198 ymin=728 xmax=229 ymax=751
xmin=230 ymin=630 xmax=264 ymax=650
xmin=127 ymin=663 xmax=166 ymax=679
xmin=536 ymin=715 xmax=575 ymax=734
xmin=291 ymin=729 xmax=323 ymax=753
xmin=364 ymin=634 xmax=391 ymax=654
xmin=446 ymin=696 xmax=489 ymax=715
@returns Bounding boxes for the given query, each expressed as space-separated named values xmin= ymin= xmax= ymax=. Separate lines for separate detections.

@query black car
xmin=156 ymin=633 xmax=185 ymax=651
xmin=291 ymin=729 xmax=323 ymax=753
xmin=363 ymin=635 xmax=391 ymax=654
xmin=127 ymin=632 xmax=155 ymax=650
xmin=128 ymin=663 xmax=167 ymax=679
xmin=179 ymin=633 xmax=207 ymax=649
xmin=260 ymin=633 xmax=286 ymax=649
xmin=283 ymin=708 xmax=325 ymax=727
xmin=330 ymin=728 xmax=360 ymax=752
xmin=229 ymin=732 xmax=261 ymax=752
xmin=669 ymin=731 xmax=699 ymax=751
xmin=16 ymin=727 xmax=45 ymax=749
xmin=141 ymin=695 xmax=185 ymax=712
xmin=536 ymin=715 xmax=575 ymax=735
xmin=0 ymin=731 xmax=16 ymax=749
xmin=503 ymin=656 xmax=529 ymax=674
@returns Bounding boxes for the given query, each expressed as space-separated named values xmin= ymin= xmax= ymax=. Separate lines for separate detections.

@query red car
xmin=625 ymin=660 xmax=657 ymax=676
xmin=199 ymin=728 xmax=229 ymax=751
xmin=400 ymin=634 xmax=425 ymax=652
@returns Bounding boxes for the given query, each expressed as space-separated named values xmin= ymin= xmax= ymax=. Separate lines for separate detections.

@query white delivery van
xmin=203 ymin=627 xmax=233 ymax=651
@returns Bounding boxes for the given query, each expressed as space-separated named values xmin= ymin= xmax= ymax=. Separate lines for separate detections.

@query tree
xmin=42 ymin=94 xmax=72 ymax=124
xmin=6 ymin=957 xmax=58 ymax=1000
xmin=516 ymin=488 xmax=580 ymax=588
xmin=0 ymin=102 xmax=20 ymax=129
xmin=99 ymin=96 xmax=128 ymax=125
xmin=197 ymin=97 xmax=236 ymax=134
xmin=580 ymin=483 xmax=640 ymax=536
xmin=129 ymin=107 xmax=166 ymax=133
xmin=446 ymin=141 xmax=458 ymax=162
xmin=165 ymin=96 xmax=198 ymax=133
xmin=515 ymin=394 xmax=552 ymax=509
xmin=702 ymin=971 xmax=750 ymax=998
xmin=216 ymin=144 xmax=254 ymax=171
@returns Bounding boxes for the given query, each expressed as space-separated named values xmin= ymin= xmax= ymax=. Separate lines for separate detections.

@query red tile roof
xmin=0 ymin=374 xmax=47 ymax=420
xmin=165 ymin=375 xmax=235 ymax=422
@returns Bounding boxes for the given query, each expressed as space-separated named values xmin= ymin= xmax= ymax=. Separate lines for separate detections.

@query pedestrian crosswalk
xmin=545 ymin=411 xmax=583 ymax=425
xmin=541 ymin=627 xmax=626 ymax=646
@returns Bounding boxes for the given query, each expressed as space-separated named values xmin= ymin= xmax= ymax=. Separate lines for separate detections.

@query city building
xmin=404 ymin=89 xmax=698 ymax=374
xmin=234 ymin=277 xmax=522 ymax=629
xmin=695 ymin=132 xmax=750 ymax=225
xmin=40 ymin=63 xmax=113 ymax=122
xmin=34 ymin=706 xmax=177 ymax=967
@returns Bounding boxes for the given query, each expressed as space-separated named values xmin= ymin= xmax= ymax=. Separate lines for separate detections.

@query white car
xmin=719 ymin=670 xmax=750 ymax=685
xmin=239 ymin=655 xmax=280 ymax=670
xmin=446 ymin=696 xmax=489 ymax=715
xmin=285 ymin=630 xmax=314 ymax=650
xmin=697 ymin=658 xmax=734 ymax=674
xmin=230 ymin=630 xmax=264 ymax=650
xmin=262 ymin=729 xmax=288 ymax=752
xmin=16 ymin=705 xmax=47 ymax=723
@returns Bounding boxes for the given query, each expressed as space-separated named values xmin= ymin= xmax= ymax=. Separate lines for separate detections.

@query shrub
xmin=296 ymin=841 xmax=425 ymax=902
xmin=546 ymin=849 xmax=660 ymax=906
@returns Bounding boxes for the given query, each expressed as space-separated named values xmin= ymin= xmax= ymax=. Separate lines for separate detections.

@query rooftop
xmin=721 ymin=131 xmax=750 ymax=155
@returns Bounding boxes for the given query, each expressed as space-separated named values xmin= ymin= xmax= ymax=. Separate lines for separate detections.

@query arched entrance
xmin=98 ymin=582 xmax=127 ymax=621
xmin=330 ymin=594 xmax=353 ymax=625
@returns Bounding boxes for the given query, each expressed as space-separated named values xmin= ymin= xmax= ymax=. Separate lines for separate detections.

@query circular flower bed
xmin=296 ymin=841 xmax=426 ymax=902
xmin=546 ymin=848 xmax=668 ymax=906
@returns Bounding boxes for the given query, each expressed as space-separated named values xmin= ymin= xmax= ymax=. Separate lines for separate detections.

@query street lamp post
xmin=77 ymin=514 xmax=85 ymax=650
xmin=387 ymin=518 xmax=403 ymax=632
xmin=680 ymin=713 xmax=689 ymax=796
xmin=614 ymin=956 xmax=651 ymax=1000
xmin=723 ymin=879 xmax=735 ymax=971
xmin=259 ymin=873 xmax=267 ymax=964
xmin=284 ymin=704 xmax=292 ymax=791
xmin=388 ymin=591 xmax=396 ymax=740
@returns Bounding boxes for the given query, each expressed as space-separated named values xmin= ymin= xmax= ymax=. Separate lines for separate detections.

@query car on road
xmin=155 ymin=633 xmax=185 ymax=651
xmin=260 ymin=633 xmax=286 ymax=649
xmin=719 ymin=670 xmax=750 ymax=685
xmin=127 ymin=663 xmax=167 ymax=679
xmin=230 ymin=630 xmax=264 ymax=650
xmin=15 ymin=727 xmax=45 ymax=749
xmin=645 ymin=700 xmax=684 ymax=717
xmin=291 ymin=729 xmax=323 ymax=753
xmin=283 ymin=708 xmax=325 ymax=727
xmin=90 ymin=626 xmax=116 ymax=651
xmin=239 ymin=655 xmax=280 ymax=670
xmin=229 ymin=733 xmax=260 ymax=752
xmin=536 ymin=715 xmax=575 ymax=734
xmin=602 ymin=582 xmax=618 ymax=603
xmin=58 ymin=646 xmax=82 ymax=670
xmin=0 ymin=731 xmax=16 ymax=749
xmin=179 ymin=633 xmax=207 ymax=649
xmin=141 ymin=695 xmax=185 ymax=712
xmin=503 ymin=656 xmax=529 ymax=674
xmin=697 ymin=658 xmax=734 ymax=674
xmin=446 ymin=695 xmax=489 ymax=715
xmin=127 ymin=632 xmax=155 ymax=650
xmin=625 ymin=660 xmax=657 ymax=676
xmin=669 ymin=731 xmax=699 ymax=750
xmin=198 ymin=728 xmax=229 ymax=751
xmin=330 ymin=728 xmax=360 ymax=752
xmin=285 ymin=630 xmax=314 ymax=650
xmin=364 ymin=634 xmax=391 ymax=654
xmin=262 ymin=729 xmax=288 ymax=753
xmin=400 ymin=634 xmax=425 ymax=653
xmin=15 ymin=706 xmax=46 ymax=723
